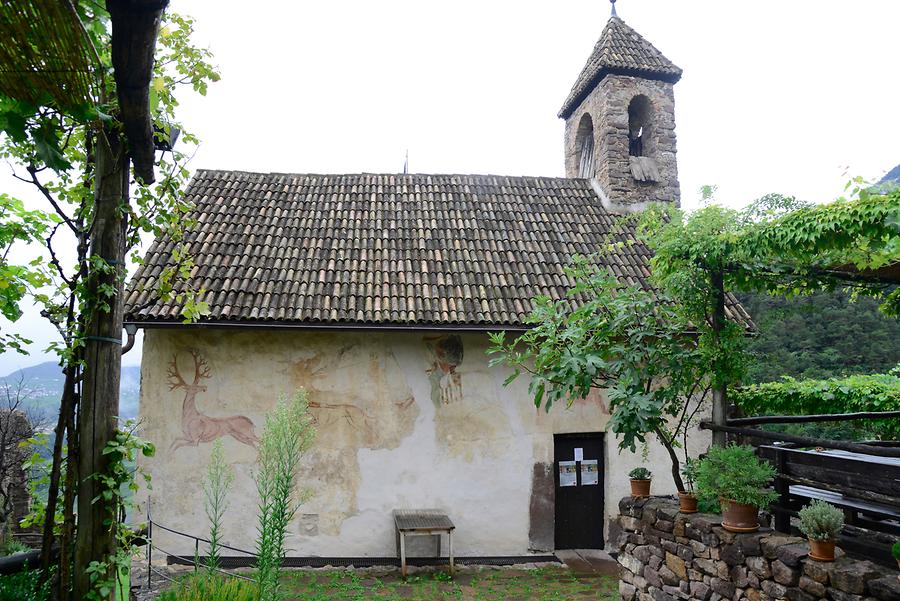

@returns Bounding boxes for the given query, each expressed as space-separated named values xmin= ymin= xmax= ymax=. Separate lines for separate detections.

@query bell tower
xmin=560 ymin=1 xmax=682 ymax=209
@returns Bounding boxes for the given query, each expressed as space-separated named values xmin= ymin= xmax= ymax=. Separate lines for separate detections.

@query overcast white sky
xmin=2 ymin=0 xmax=899 ymax=375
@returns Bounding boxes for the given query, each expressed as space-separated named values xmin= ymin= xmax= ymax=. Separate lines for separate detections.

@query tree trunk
xmin=710 ymin=269 xmax=727 ymax=447
xmin=655 ymin=427 xmax=686 ymax=492
xmin=72 ymin=126 xmax=129 ymax=601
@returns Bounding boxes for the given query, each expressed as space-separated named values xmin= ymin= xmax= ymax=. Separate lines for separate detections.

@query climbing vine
xmin=732 ymin=367 xmax=900 ymax=440
xmin=84 ymin=422 xmax=154 ymax=601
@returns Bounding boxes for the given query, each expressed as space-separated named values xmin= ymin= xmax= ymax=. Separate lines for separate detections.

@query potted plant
xmin=629 ymin=467 xmax=652 ymax=498
xmin=678 ymin=458 xmax=699 ymax=513
xmin=892 ymin=540 xmax=900 ymax=570
xmin=798 ymin=500 xmax=844 ymax=561
xmin=695 ymin=445 xmax=778 ymax=533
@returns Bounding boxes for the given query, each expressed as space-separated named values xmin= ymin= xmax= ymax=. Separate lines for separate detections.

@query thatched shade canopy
xmin=0 ymin=0 xmax=100 ymax=110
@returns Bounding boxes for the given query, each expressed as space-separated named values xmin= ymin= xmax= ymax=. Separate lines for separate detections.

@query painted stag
xmin=167 ymin=349 xmax=259 ymax=451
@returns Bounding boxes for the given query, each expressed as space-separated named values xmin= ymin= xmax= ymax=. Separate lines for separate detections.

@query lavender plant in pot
xmin=629 ymin=467 xmax=652 ymax=498
xmin=695 ymin=445 xmax=778 ymax=532
xmin=798 ymin=500 xmax=844 ymax=562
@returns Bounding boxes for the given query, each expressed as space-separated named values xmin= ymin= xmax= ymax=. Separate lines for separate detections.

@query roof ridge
xmin=193 ymin=170 xmax=587 ymax=183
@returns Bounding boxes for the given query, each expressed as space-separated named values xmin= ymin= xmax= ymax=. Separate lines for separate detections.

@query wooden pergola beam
xmin=106 ymin=0 xmax=169 ymax=184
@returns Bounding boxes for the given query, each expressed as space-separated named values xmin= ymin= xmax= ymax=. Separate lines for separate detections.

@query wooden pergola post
xmin=72 ymin=123 xmax=129 ymax=601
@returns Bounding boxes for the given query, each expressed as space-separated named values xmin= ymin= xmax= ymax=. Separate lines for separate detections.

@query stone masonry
xmin=563 ymin=74 xmax=681 ymax=209
xmin=614 ymin=496 xmax=900 ymax=601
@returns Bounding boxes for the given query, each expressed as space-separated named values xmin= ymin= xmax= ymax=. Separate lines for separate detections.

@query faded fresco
xmin=167 ymin=349 xmax=259 ymax=451
xmin=424 ymin=334 xmax=464 ymax=405
xmin=137 ymin=329 xmax=708 ymax=558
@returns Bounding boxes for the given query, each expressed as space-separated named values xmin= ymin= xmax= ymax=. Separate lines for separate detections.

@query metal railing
xmin=145 ymin=500 xmax=257 ymax=588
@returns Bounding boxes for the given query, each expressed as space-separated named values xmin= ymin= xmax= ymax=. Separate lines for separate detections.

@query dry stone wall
xmin=613 ymin=496 xmax=900 ymax=601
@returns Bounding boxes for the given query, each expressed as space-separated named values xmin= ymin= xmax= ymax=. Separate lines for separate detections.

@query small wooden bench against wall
xmin=393 ymin=509 xmax=455 ymax=577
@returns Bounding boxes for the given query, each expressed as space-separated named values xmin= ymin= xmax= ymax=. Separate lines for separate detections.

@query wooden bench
xmin=393 ymin=509 xmax=455 ymax=577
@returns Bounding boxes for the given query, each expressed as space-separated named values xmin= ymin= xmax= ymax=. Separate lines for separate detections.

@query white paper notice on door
xmin=574 ymin=447 xmax=584 ymax=461
xmin=581 ymin=459 xmax=599 ymax=486
xmin=559 ymin=461 xmax=577 ymax=487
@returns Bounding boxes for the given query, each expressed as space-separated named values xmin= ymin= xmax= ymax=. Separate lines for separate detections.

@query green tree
xmin=738 ymin=291 xmax=900 ymax=383
xmin=489 ymin=255 xmax=711 ymax=491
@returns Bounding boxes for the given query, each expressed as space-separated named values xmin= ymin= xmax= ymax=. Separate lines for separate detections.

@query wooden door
xmin=554 ymin=433 xmax=605 ymax=549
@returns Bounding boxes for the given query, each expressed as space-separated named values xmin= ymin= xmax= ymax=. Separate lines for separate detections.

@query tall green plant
xmin=202 ymin=440 xmax=234 ymax=577
xmin=156 ymin=574 xmax=256 ymax=601
xmin=254 ymin=391 xmax=315 ymax=601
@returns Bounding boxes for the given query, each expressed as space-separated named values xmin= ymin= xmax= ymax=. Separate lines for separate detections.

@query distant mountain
xmin=871 ymin=163 xmax=900 ymax=193
xmin=0 ymin=362 xmax=141 ymax=421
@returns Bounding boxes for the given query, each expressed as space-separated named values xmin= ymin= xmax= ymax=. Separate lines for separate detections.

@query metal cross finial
xmin=610 ymin=0 xmax=618 ymax=18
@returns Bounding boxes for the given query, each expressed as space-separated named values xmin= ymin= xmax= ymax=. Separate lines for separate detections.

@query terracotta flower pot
xmin=679 ymin=492 xmax=698 ymax=513
xmin=630 ymin=479 xmax=651 ymax=498
xmin=720 ymin=498 xmax=760 ymax=532
xmin=808 ymin=538 xmax=836 ymax=562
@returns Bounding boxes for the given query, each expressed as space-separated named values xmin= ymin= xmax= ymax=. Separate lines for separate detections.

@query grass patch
xmin=277 ymin=566 xmax=618 ymax=601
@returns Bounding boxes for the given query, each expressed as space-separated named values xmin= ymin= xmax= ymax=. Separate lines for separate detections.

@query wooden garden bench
xmin=393 ymin=509 xmax=455 ymax=577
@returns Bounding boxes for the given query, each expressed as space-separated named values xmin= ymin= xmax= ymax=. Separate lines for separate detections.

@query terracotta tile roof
xmin=124 ymin=170 xmax=751 ymax=329
xmin=559 ymin=17 xmax=683 ymax=118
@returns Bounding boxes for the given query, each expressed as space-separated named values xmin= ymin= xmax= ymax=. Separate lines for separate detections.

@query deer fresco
xmin=167 ymin=349 xmax=259 ymax=451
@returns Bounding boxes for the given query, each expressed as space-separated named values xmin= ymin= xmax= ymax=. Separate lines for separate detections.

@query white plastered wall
xmin=136 ymin=328 xmax=709 ymax=557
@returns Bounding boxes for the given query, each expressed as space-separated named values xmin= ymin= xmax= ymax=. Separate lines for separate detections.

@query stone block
xmin=661 ymin=539 xmax=679 ymax=554
xmin=761 ymin=535 xmax=805 ymax=559
xmin=799 ymin=575 xmax=826 ymax=597
xmin=713 ymin=527 xmax=738 ymax=545
xmin=657 ymin=519 xmax=675 ymax=533
xmin=658 ymin=505 xmax=680 ymax=522
xmin=673 ymin=518 xmax=686 ymax=538
xmin=666 ymin=552 xmax=687 ymax=580
xmin=830 ymin=558 xmax=880 ymax=595
xmin=696 ymin=558 xmax=720 ymax=577
xmin=690 ymin=540 xmax=709 ymax=557
xmin=745 ymin=588 xmax=761 ymax=601
xmin=747 ymin=556 xmax=771 ymax=579
xmin=662 ymin=585 xmax=686 ymax=599
xmin=828 ymin=590 xmax=864 ymax=601
xmin=690 ymin=581 xmax=712 ymax=601
xmin=867 ymin=575 xmax=900 ymax=601
xmin=620 ymin=495 xmax=646 ymax=517
xmin=633 ymin=546 xmax=652 ymax=563
xmin=689 ymin=514 xmax=719 ymax=534
xmin=644 ymin=565 xmax=663 ymax=589
xmin=772 ymin=559 xmax=800 ymax=586
xmin=739 ymin=533 xmax=766 ymax=557
xmin=786 ymin=587 xmax=815 ymax=601
xmin=721 ymin=543 xmax=745 ymax=566
xmin=621 ymin=516 xmax=642 ymax=531
xmin=702 ymin=532 xmax=722 ymax=547
xmin=803 ymin=558 xmax=835 ymax=584
xmin=676 ymin=545 xmax=694 ymax=563
xmin=649 ymin=585 xmax=677 ymax=601
xmin=649 ymin=555 xmax=663 ymax=570
xmin=730 ymin=565 xmax=749 ymax=588
xmin=776 ymin=543 xmax=809 ymax=568
xmin=619 ymin=552 xmax=643 ymax=576
xmin=711 ymin=577 xmax=736 ymax=599
xmin=687 ymin=569 xmax=704 ymax=582
xmin=761 ymin=579 xmax=787 ymax=599
xmin=659 ymin=565 xmax=680 ymax=587
xmin=620 ymin=581 xmax=638 ymax=601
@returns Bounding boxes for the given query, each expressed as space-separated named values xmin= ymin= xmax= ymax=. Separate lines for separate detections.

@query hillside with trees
xmin=738 ymin=292 xmax=900 ymax=384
